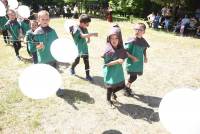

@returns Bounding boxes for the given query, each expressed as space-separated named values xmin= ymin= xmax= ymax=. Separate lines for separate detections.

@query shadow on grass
xmin=75 ymin=75 xmax=105 ymax=88
xmin=102 ymin=129 xmax=122 ymax=134
xmin=57 ymin=89 xmax=95 ymax=110
xmin=132 ymin=93 xmax=162 ymax=108
xmin=116 ymin=103 xmax=159 ymax=124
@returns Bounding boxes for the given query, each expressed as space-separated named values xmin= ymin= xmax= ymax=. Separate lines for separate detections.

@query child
xmin=24 ymin=20 xmax=38 ymax=64
xmin=124 ymin=23 xmax=150 ymax=96
xmin=0 ymin=16 xmax=10 ymax=44
xmin=21 ymin=18 xmax=31 ymax=55
xmin=102 ymin=27 xmax=128 ymax=106
xmin=33 ymin=10 xmax=58 ymax=67
xmin=3 ymin=9 xmax=22 ymax=60
xmin=70 ymin=14 xmax=98 ymax=81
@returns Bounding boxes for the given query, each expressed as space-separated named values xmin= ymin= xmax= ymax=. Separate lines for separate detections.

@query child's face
xmin=7 ymin=11 xmax=16 ymax=20
xmin=134 ymin=24 xmax=145 ymax=38
xmin=31 ymin=22 xmax=38 ymax=31
xmin=38 ymin=15 xmax=50 ymax=27
xmin=110 ymin=34 xmax=119 ymax=48
xmin=80 ymin=22 xmax=89 ymax=28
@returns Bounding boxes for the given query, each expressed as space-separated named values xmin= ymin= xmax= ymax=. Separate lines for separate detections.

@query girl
xmin=102 ymin=27 xmax=128 ymax=107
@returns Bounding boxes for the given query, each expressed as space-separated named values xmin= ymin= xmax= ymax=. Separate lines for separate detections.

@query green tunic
xmin=33 ymin=26 xmax=58 ymax=64
xmin=4 ymin=19 xmax=21 ymax=42
xmin=26 ymin=30 xmax=36 ymax=53
xmin=20 ymin=20 xmax=30 ymax=35
xmin=72 ymin=26 xmax=89 ymax=55
xmin=103 ymin=44 xmax=127 ymax=88
xmin=0 ymin=16 xmax=8 ymax=30
xmin=125 ymin=37 xmax=150 ymax=75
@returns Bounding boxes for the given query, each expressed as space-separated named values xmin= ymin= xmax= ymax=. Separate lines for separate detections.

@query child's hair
xmin=7 ymin=9 xmax=16 ymax=15
xmin=79 ymin=14 xmax=91 ymax=23
xmin=137 ymin=22 xmax=146 ymax=31
xmin=38 ymin=10 xmax=49 ymax=19
xmin=30 ymin=20 xmax=38 ymax=26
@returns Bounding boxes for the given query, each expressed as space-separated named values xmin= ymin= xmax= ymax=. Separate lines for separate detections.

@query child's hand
xmin=92 ymin=33 xmax=98 ymax=37
xmin=144 ymin=57 xmax=148 ymax=63
xmin=132 ymin=57 xmax=139 ymax=62
xmin=36 ymin=43 xmax=44 ymax=49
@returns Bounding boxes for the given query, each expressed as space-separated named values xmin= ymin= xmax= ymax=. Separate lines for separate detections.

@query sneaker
xmin=16 ymin=55 xmax=21 ymax=61
xmin=70 ymin=68 xmax=75 ymax=75
xmin=56 ymin=88 xmax=65 ymax=96
xmin=112 ymin=93 xmax=117 ymax=101
xmin=124 ymin=87 xmax=134 ymax=97
xmin=86 ymin=75 xmax=93 ymax=81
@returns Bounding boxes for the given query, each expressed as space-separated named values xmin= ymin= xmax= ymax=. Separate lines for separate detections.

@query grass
xmin=0 ymin=17 xmax=200 ymax=133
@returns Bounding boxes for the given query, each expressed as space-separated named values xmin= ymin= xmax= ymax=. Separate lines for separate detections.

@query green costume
xmin=20 ymin=19 xmax=30 ymax=35
xmin=3 ymin=19 xmax=21 ymax=42
xmin=0 ymin=16 xmax=8 ymax=30
xmin=33 ymin=26 xmax=58 ymax=64
xmin=71 ymin=25 xmax=89 ymax=56
xmin=26 ymin=29 xmax=36 ymax=53
xmin=125 ymin=37 xmax=150 ymax=75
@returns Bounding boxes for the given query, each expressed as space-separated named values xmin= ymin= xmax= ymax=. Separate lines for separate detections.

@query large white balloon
xmin=19 ymin=64 xmax=62 ymax=99
xmin=8 ymin=0 xmax=18 ymax=9
xmin=159 ymin=88 xmax=200 ymax=134
xmin=64 ymin=19 xmax=77 ymax=33
xmin=17 ymin=5 xmax=30 ymax=18
xmin=0 ymin=1 xmax=6 ymax=17
xmin=51 ymin=38 xmax=78 ymax=63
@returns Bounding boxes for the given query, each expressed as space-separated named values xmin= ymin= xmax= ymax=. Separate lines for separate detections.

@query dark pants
xmin=71 ymin=55 xmax=90 ymax=77
xmin=13 ymin=41 xmax=21 ymax=56
xmin=2 ymin=30 xmax=9 ymax=44
xmin=31 ymin=52 xmax=38 ymax=64
xmin=107 ymin=84 xmax=125 ymax=101
xmin=128 ymin=74 xmax=137 ymax=83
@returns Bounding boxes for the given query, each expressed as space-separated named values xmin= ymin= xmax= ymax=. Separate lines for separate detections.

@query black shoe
xmin=70 ymin=68 xmax=75 ymax=75
xmin=124 ymin=87 xmax=134 ymax=97
xmin=56 ymin=89 xmax=65 ymax=96
xmin=86 ymin=75 xmax=93 ymax=81
xmin=112 ymin=93 xmax=117 ymax=101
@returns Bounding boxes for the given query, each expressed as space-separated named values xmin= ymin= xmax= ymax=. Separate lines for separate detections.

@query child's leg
xmin=2 ymin=30 xmax=9 ymax=44
xmin=82 ymin=55 xmax=90 ymax=77
xmin=13 ymin=41 xmax=21 ymax=56
xmin=107 ymin=88 xmax=114 ymax=106
xmin=127 ymin=74 xmax=137 ymax=89
xmin=71 ymin=56 xmax=80 ymax=70
xmin=32 ymin=52 xmax=38 ymax=64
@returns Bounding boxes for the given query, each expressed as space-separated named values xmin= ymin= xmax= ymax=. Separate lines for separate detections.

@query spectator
xmin=147 ymin=12 xmax=155 ymax=28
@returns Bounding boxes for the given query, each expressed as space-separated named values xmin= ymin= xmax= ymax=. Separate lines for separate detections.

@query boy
xmin=24 ymin=20 xmax=38 ymax=64
xmin=3 ymin=9 xmax=22 ymax=60
xmin=33 ymin=10 xmax=58 ymax=67
xmin=124 ymin=23 xmax=150 ymax=96
xmin=70 ymin=14 xmax=98 ymax=81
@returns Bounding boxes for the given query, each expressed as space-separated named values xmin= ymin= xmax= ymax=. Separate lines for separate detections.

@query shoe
xmin=124 ymin=87 xmax=134 ymax=97
xmin=16 ymin=55 xmax=21 ymax=61
xmin=86 ymin=75 xmax=93 ymax=81
xmin=112 ymin=93 xmax=117 ymax=101
xmin=56 ymin=88 xmax=65 ymax=96
xmin=70 ymin=68 xmax=75 ymax=75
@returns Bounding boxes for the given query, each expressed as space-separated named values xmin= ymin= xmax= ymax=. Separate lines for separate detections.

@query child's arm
xmin=80 ymin=32 xmax=98 ymax=38
xmin=87 ymin=37 xmax=90 ymax=43
xmin=105 ymin=58 xmax=124 ymax=66
xmin=143 ymin=48 xmax=148 ymax=63
xmin=127 ymin=52 xmax=138 ymax=62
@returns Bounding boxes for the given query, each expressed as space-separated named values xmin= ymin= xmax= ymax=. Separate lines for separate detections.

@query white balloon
xmin=17 ymin=5 xmax=30 ymax=18
xmin=64 ymin=19 xmax=77 ymax=33
xmin=19 ymin=64 xmax=62 ymax=99
xmin=51 ymin=38 xmax=78 ymax=63
xmin=159 ymin=88 xmax=200 ymax=134
xmin=8 ymin=0 xmax=18 ymax=9
xmin=0 ymin=1 xmax=6 ymax=16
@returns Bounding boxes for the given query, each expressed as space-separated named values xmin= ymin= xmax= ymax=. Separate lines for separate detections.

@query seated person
xmin=147 ymin=12 xmax=155 ymax=27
